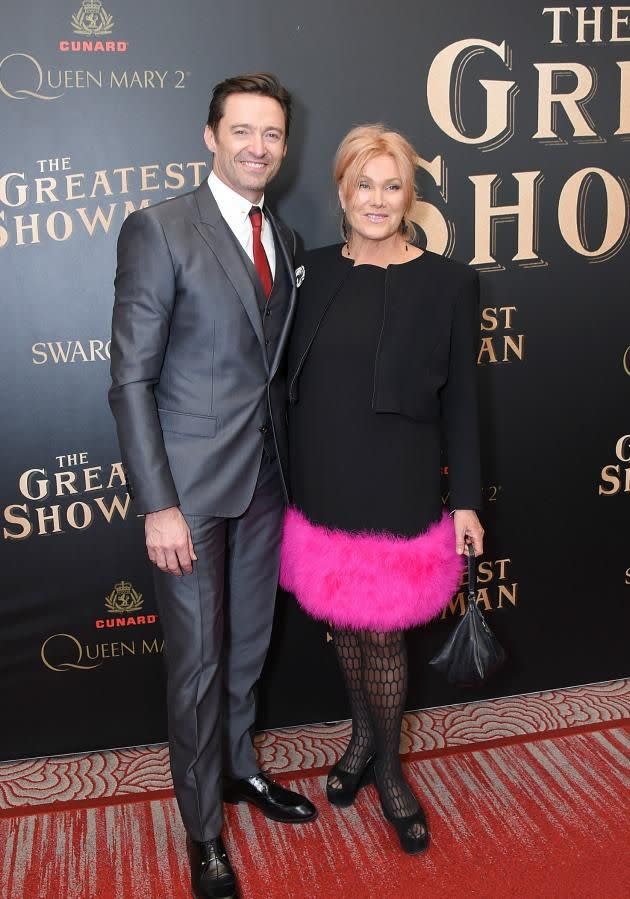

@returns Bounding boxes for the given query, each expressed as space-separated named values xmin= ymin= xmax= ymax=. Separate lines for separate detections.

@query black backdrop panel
xmin=1 ymin=0 xmax=628 ymax=760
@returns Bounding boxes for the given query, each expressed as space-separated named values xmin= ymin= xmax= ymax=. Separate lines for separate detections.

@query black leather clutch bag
xmin=429 ymin=543 xmax=507 ymax=687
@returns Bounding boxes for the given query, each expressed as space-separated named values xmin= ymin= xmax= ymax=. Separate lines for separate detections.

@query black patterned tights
xmin=329 ymin=628 xmax=423 ymax=833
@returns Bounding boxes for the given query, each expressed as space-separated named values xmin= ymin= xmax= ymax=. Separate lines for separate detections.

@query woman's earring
xmin=342 ymin=211 xmax=352 ymax=256
xmin=401 ymin=216 xmax=409 ymax=251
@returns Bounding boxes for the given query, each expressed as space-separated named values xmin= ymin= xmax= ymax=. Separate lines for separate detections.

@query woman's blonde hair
xmin=334 ymin=124 xmax=419 ymax=242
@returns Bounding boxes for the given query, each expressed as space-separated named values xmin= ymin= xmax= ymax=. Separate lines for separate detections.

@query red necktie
xmin=249 ymin=206 xmax=273 ymax=299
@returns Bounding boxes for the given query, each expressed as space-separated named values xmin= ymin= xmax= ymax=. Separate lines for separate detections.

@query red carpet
xmin=1 ymin=717 xmax=628 ymax=898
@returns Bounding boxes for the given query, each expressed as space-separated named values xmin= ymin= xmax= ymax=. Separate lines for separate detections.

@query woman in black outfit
xmin=280 ymin=124 xmax=484 ymax=854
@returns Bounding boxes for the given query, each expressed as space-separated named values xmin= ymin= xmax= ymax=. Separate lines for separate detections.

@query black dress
xmin=279 ymin=246 xmax=480 ymax=632
xmin=290 ymin=258 xmax=442 ymax=537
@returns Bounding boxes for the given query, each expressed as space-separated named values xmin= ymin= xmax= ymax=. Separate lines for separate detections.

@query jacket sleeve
xmin=440 ymin=268 xmax=482 ymax=510
xmin=108 ymin=211 xmax=180 ymax=515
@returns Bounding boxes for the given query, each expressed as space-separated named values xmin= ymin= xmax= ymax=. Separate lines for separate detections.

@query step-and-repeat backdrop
xmin=1 ymin=0 xmax=628 ymax=760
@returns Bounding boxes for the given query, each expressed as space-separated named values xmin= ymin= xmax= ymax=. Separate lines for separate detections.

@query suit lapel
xmin=192 ymin=184 xmax=267 ymax=356
xmin=266 ymin=209 xmax=297 ymax=380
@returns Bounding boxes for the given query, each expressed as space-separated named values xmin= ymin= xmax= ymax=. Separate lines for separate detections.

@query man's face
xmin=204 ymin=93 xmax=288 ymax=202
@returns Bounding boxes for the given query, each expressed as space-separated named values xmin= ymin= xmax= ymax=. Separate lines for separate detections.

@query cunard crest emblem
xmin=71 ymin=0 xmax=114 ymax=36
xmin=105 ymin=580 xmax=143 ymax=614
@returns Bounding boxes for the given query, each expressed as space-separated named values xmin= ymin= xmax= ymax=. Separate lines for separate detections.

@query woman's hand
xmin=453 ymin=510 xmax=484 ymax=556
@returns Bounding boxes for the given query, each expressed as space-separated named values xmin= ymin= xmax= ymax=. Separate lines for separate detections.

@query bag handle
xmin=466 ymin=542 xmax=477 ymax=602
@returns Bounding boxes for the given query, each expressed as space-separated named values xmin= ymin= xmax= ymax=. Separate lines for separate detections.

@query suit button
xmin=265 ymin=309 xmax=271 ymax=317
xmin=265 ymin=338 xmax=270 ymax=346
xmin=259 ymin=425 xmax=268 ymax=435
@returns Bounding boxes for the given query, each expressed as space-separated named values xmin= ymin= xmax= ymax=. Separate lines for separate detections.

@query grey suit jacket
xmin=108 ymin=183 xmax=297 ymax=517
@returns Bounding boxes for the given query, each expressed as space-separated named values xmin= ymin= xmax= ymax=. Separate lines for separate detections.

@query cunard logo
xmin=59 ymin=0 xmax=127 ymax=51
xmin=71 ymin=0 xmax=114 ymax=36
xmin=105 ymin=580 xmax=143 ymax=613
xmin=96 ymin=581 xmax=158 ymax=629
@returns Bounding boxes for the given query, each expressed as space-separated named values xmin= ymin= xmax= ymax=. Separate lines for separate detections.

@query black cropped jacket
xmin=287 ymin=243 xmax=482 ymax=510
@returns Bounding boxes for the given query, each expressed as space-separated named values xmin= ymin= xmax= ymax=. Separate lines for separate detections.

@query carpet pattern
xmin=1 ymin=678 xmax=628 ymax=814
xmin=1 ymin=722 xmax=628 ymax=898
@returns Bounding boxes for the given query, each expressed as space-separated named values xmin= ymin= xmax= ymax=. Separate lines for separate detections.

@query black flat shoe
xmin=188 ymin=836 xmax=238 ymax=899
xmin=224 ymin=772 xmax=318 ymax=824
xmin=326 ymin=755 xmax=375 ymax=807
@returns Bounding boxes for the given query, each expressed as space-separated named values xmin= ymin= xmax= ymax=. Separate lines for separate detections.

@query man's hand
xmin=145 ymin=506 xmax=197 ymax=576
xmin=453 ymin=509 xmax=484 ymax=556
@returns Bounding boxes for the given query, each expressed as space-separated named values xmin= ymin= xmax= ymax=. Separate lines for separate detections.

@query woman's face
xmin=341 ymin=154 xmax=406 ymax=244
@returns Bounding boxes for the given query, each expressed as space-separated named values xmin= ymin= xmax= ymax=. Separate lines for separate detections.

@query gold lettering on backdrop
xmin=0 ymin=53 xmax=64 ymax=100
xmin=558 ymin=168 xmax=630 ymax=260
xmin=576 ymin=6 xmax=604 ymax=43
xmin=479 ymin=306 xmax=525 ymax=363
xmin=615 ymin=434 xmax=630 ymax=462
xmin=3 ymin=453 xmax=131 ymax=540
xmin=617 ymin=61 xmax=630 ymax=134
xmin=542 ymin=6 xmax=630 ymax=43
xmin=426 ymin=39 xmax=517 ymax=148
xmin=32 ymin=340 xmax=111 ymax=365
xmin=47 ymin=210 xmax=73 ymax=241
xmin=469 ymin=171 xmax=543 ymax=266
xmin=35 ymin=505 xmax=63 ymax=534
xmin=40 ymin=631 xmax=162 ymax=673
xmin=77 ymin=203 xmax=117 ymax=235
xmin=543 ymin=8 xmax=573 ymax=44
xmin=497 ymin=583 xmax=518 ymax=608
xmin=0 ymin=50 xmax=188 ymax=102
xmin=408 ymin=154 xmax=454 ymax=255
xmin=140 ymin=164 xmax=161 ymax=191
xmin=107 ymin=463 xmax=126 ymax=489
xmin=419 ymin=21 xmax=629 ymax=266
xmin=613 ymin=6 xmax=630 ymax=41
xmin=110 ymin=70 xmax=170 ymax=89
xmin=441 ymin=558 xmax=518 ymax=617
xmin=0 ymin=173 xmax=29 ymax=207
xmin=165 ymin=162 xmax=186 ymax=190
xmin=0 ymin=159 xmax=207 ymax=249
xmin=15 ymin=214 xmax=40 ymax=246
xmin=2 ymin=505 xmax=33 ymax=540
xmin=36 ymin=178 xmax=59 ymax=204
xmin=142 ymin=639 xmax=166 ymax=654
xmin=41 ymin=633 xmax=101 ymax=671
xmin=598 ymin=435 xmax=630 ymax=495
xmin=94 ymin=494 xmax=131 ymax=522
xmin=534 ymin=63 xmax=597 ymax=139
xmin=55 ymin=471 xmax=79 ymax=495
xmin=19 ymin=468 xmax=49 ymax=501
xmin=90 ymin=170 xmax=113 ymax=196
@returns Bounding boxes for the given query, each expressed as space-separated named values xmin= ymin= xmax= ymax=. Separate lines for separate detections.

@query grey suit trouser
xmin=153 ymin=452 xmax=284 ymax=841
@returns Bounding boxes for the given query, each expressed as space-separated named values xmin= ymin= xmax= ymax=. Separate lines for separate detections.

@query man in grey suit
xmin=109 ymin=73 xmax=315 ymax=899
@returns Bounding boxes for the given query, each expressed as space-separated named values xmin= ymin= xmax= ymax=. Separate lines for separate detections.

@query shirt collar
xmin=208 ymin=170 xmax=265 ymax=224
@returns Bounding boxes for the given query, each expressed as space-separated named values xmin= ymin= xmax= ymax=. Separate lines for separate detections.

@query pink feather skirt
xmin=279 ymin=507 xmax=464 ymax=632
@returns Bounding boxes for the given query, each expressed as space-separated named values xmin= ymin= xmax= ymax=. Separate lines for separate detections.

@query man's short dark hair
xmin=207 ymin=73 xmax=292 ymax=138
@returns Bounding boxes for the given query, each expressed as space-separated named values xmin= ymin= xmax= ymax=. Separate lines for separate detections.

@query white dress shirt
xmin=207 ymin=170 xmax=276 ymax=278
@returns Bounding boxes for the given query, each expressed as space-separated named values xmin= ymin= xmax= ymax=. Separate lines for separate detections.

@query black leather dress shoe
xmin=224 ymin=772 xmax=317 ymax=823
xmin=188 ymin=836 xmax=238 ymax=899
